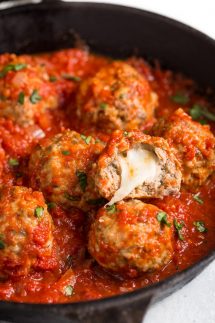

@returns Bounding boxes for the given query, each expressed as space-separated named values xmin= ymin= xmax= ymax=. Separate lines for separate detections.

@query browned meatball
xmin=153 ymin=108 xmax=215 ymax=188
xmin=29 ymin=130 xmax=104 ymax=210
xmin=0 ymin=54 xmax=59 ymax=126
xmin=89 ymin=130 xmax=181 ymax=204
xmin=0 ymin=186 xmax=56 ymax=278
xmin=88 ymin=199 xmax=173 ymax=276
xmin=76 ymin=61 xmax=158 ymax=132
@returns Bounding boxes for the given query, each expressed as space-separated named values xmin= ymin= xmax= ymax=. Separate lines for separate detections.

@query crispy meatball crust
xmin=0 ymin=186 xmax=55 ymax=278
xmin=88 ymin=200 xmax=173 ymax=276
xmin=29 ymin=130 xmax=104 ymax=210
xmin=76 ymin=61 xmax=157 ymax=132
xmin=0 ymin=54 xmax=59 ymax=126
xmin=92 ymin=130 xmax=181 ymax=201
xmin=154 ymin=108 xmax=215 ymax=188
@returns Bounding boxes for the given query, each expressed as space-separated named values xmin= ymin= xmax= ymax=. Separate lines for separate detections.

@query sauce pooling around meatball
xmin=0 ymin=48 xmax=214 ymax=303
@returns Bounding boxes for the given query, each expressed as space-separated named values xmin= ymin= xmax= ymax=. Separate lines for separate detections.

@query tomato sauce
xmin=0 ymin=49 xmax=214 ymax=303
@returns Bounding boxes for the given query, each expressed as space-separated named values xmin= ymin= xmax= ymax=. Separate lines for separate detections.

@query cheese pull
xmin=94 ymin=131 xmax=182 ymax=203
xmin=107 ymin=148 xmax=161 ymax=205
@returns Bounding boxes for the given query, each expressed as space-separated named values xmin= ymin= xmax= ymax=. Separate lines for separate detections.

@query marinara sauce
xmin=0 ymin=49 xmax=214 ymax=303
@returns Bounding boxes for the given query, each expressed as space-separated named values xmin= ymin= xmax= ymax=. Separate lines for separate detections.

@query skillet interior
xmin=0 ymin=2 xmax=214 ymax=322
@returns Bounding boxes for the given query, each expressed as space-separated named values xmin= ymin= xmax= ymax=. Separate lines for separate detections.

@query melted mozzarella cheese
xmin=107 ymin=148 xmax=161 ymax=205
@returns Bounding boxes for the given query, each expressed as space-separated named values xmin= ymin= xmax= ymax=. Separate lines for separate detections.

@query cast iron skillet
xmin=0 ymin=1 xmax=214 ymax=322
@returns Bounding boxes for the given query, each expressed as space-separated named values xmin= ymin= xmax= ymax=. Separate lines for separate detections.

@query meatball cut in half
xmin=0 ymin=53 xmax=58 ymax=126
xmin=88 ymin=200 xmax=173 ymax=275
xmin=154 ymin=108 xmax=215 ymax=188
xmin=93 ymin=130 xmax=181 ymax=205
xmin=76 ymin=61 xmax=158 ymax=132
xmin=0 ymin=186 xmax=55 ymax=278
xmin=29 ymin=130 xmax=104 ymax=210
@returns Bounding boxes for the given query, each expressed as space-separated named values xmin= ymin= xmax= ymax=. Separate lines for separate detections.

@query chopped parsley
xmin=193 ymin=193 xmax=203 ymax=205
xmin=76 ymin=171 xmax=87 ymax=192
xmin=62 ymin=74 xmax=81 ymax=82
xmin=49 ymin=75 xmax=57 ymax=82
xmin=106 ymin=204 xmax=116 ymax=214
xmin=30 ymin=89 xmax=41 ymax=104
xmin=18 ymin=91 xmax=25 ymax=105
xmin=0 ymin=234 xmax=5 ymax=249
xmin=15 ymin=172 xmax=23 ymax=178
xmin=47 ymin=202 xmax=56 ymax=210
xmin=95 ymin=138 xmax=103 ymax=144
xmin=8 ymin=158 xmax=19 ymax=167
xmin=64 ymin=193 xmax=80 ymax=201
xmin=193 ymin=221 xmax=207 ymax=233
xmin=0 ymin=240 xmax=5 ymax=249
xmin=99 ymin=102 xmax=108 ymax=110
xmin=174 ymin=219 xmax=184 ymax=241
xmin=61 ymin=150 xmax=70 ymax=156
xmin=0 ymin=63 xmax=27 ymax=78
xmin=34 ymin=206 xmax=44 ymax=219
xmin=80 ymin=134 xmax=92 ymax=145
xmin=64 ymin=285 xmax=74 ymax=296
xmin=171 ymin=93 xmax=189 ymax=105
xmin=157 ymin=211 xmax=171 ymax=227
xmin=190 ymin=104 xmax=215 ymax=123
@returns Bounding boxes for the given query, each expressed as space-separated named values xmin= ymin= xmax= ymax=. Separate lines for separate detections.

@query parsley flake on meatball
xmin=0 ymin=186 xmax=55 ymax=278
xmin=0 ymin=54 xmax=59 ymax=126
xmin=153 ymin=108 xmax=215 ymax=188
xmin=88 ymin=200 xmax=173 ymax=276
xmin=76 ymin=61 xmax=158 ymax=132
xmin=29 ymin=130 xmax=104 ymax=210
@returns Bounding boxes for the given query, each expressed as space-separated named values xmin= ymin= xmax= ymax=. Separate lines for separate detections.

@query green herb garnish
xmin=15 ymin=172 xmax=23 ymax=178
xmin=174 ymin=219 xmax=184 ymax=241
xmin=171 ymin=93 xmax=189 ymax=105
xmin=0 ymin=240 xmax=5 ymax=249
xmin=18 ymin=91 xmax=25 ymax=105
xmin=30 ymin=89 xmax=41 ymax=104
xmin=80 ymin=134 xmax=92 ymax=145
xmin=193 ymin=193 xmax=204 ymax=205
xmin=99 ymin=102 xmax=108 ymax=110
xmin=34 ymin=206 xmax=44 ymax=219
xmin=76 ymin=171 xmax=87 ymax=192
xmin=64 ymin=285 xmax=74 ymax=296
xmin=190 ymin=104 xmax=215 ymax=122
xmin=47 ymin=202 xmax=56 ymax=210
xmin=0 ymin=234 xmax=5 ymax=250
xmin=193 ymin=221 xmax=207 ymax=233
xmin=62 ymin=74 xmax=81 ymax=82
xmin=49 ymin=75 xmax=57 ymax=82
xmin=8 ymin=158 xmax=19 ymax=167
xmin=61 ymin=150 xmax=70 ymax=156
xmin=157 ymin=211 xmax=171 ymax=227
xmin=0 ymin=63 xmax=27 ymax=78
xmin=106 ymin=204 xmax=116 ymax=214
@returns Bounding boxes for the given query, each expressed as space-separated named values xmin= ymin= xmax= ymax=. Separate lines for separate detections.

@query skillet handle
xmin=62 ymin=296 xmax=153 ymax=323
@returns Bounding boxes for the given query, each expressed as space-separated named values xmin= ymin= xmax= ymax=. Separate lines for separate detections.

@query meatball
xmin=88 ymin=200 xmax=173 ymax=275
xmin=29 ymin=130 xmax=104 ymax=210
xmin=76 ymin=61 xmax=157 ymax=132
xmin=91 ymin=130 xmax=181 ymax=204
xmin=0 ymin=53 xmax=59 ymax=126
xmin=153 ymin=108 xmax=215 ymax=188
xmin=0 ymin=186 xmax=55 ymax=278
